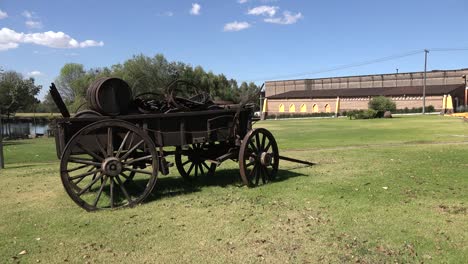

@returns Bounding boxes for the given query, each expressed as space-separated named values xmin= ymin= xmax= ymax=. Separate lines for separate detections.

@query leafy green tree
xmin=0 ymin=71 xmax=40 ymax=116
xmin=55 ymin=63 xmax=86 ymax=102
xmin=53 ymin=54 xmax=261 ymax=112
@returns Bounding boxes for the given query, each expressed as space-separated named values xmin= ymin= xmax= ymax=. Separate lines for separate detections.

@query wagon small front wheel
xmin=239 ymin=128 xmax=279 ymax=187
xmin=175 ymin=143 xmax=214 ymax=182
xmin=60 ymin=120 xmax=158 ymax=211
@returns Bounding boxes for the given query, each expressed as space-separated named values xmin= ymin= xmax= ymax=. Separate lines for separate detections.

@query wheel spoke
xmin=249 ymin=141 xmax=258 ymax=153
xmin=116 ymin=131 xmax=131 ymax=158
xmin=95 ymin=135 xmax=107 ymax=158
xmin=125 ymin=167 xmax=153 ymax=175
xmin=76 ymin=143 xmax=104 ymax=162
xmin=260 ymin=134 xmax=266 ymax=150
xmin=201 ymin=162 xmax=210 ymax=171
xmin=110 ymin=177 xmax=115 ymax=208
xmin=182 ymin=160 xmax=190 ymax=166
xmin=92 ymin=175 xmax=108 ymax=207
xmin=249 ymin=164 xmax=257 ymax=180
xmin=245 ymin=160 xmax=255 ymax=167
xmin=255 ymin=133 xmax=261 ymax=152
xmin=69 ymin=158 xmax=101 ymax=167
xmin=66 ymin=164 xmax=91 ymax=173
xmin=120 ymin=172 xmax=130 ymax=180
xmin=115 ymin=175 xmax=132 ymax=204
xmin=199 ymin=164 xmax=204 ymax=176
xmin=124 ymin=155 xmax=153 ymax=165
xmin=260 ymin=166 xmax=266 ymax=184
xmin=120 ymin=140 xmax=145 ymax=160
xmin=187 ymin=163 xmax=195 ymax=175
xmin=254 ymin=166 xmax=260 ymax=185
xmin=69 ymin=168 xmax=101 ymax=180
xmin=264 ymin=141 xmax=272 ymax=152
xmin=107 ymin=127 xmax=113 ymax=157
xmin=78 ymin=172 xmax=104 ymax=196
xmin=74 ymin=168 xmax=95 ymax=185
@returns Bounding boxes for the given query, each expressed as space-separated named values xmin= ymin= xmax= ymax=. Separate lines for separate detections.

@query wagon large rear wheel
xmin=175 ymin=143 xmax=214 ymax=182
xmin=60 ymin=120 xmax=158 ymax=211
xmin=239 ymin=128 xmax=279 ymax=187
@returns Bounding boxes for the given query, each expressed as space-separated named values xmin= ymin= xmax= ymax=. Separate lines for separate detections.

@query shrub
xmin=368 ymin=96 xmax=396 ymax=113
xmin=347 ymin=109 xmax=377 ymax=119
xmin=393 ymin=105 xmax=437 ymax=114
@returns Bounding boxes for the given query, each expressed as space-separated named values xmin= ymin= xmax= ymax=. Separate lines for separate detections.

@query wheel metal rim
xmin=60 ymin=120 xmax=158 ymax=211
xmin=239 ymin=128 xmax=279 ymax=187
xmin=175 ymin=143 xmax=212 ymax=181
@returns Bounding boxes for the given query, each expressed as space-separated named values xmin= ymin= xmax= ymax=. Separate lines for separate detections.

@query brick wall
xmin=266 ymin=95 xmax=447 ymax=114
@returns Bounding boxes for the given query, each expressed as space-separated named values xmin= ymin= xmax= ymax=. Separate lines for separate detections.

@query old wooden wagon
xmin=51 ymin=78 xmax=311 ymax=211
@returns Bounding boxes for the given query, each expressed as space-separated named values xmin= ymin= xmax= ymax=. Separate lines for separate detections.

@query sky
xmin=1 ymin=0 xmax=468 ymax=100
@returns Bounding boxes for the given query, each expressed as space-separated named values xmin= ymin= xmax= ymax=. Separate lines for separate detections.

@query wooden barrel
xmin=86 ymin=78 xmax=132 ymax=116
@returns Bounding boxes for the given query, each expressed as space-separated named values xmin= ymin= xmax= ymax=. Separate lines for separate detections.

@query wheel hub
xmin=260 ymin=152 xmax=272 ymax=166
xmin=102 ymin=157 xmax=122 ymax=177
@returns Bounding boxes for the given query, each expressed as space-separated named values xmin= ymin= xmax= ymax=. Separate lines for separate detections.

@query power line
xmin=246 ymin=47 xmax=468 ymax=83
xmin=248 ymin=49 xmax=425 ymax=82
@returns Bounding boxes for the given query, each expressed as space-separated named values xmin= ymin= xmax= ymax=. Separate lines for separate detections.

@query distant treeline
xmin=41 ymin=54 xmax=260 ymax=113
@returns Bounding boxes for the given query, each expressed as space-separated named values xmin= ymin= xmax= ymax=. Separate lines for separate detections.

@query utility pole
xmin=0 ymin=111 xmax=4 ymax=169
xmin=463 ymin=75 xmax=467 ymax=110
xmin=422 ymin=49 xmax=429 ymax=114
xmin=396 ymin=68 xmax=399 ymax=88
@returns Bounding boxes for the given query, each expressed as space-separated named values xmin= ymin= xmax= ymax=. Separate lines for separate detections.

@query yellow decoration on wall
xmin=312 ymin=104 xmax=318 ymax=113
xmin=442 ymin=95 xmax=447 ymax=112
xmin=335 ymin=97 xmax=340 ymax=114
xmin=446 ymin=95 xmax=454 ymax=110
xmin=262 ymin=99 xmax=268 ymax=113
xmin=324 ymin=104 xmax=331 ymax=113
xmin=279 ymin=103 xmax=284 ymax=112
xmin=300 ymin=104 xmax=307 ymax=112
xmin=289 ymin=104 xmax=296 ymax=112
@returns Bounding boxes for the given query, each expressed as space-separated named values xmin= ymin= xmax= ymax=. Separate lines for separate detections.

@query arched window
xmin=324 ymin=104 xmax=331 ymax=113
xmin=300 ymin=104 xmax=307 ymax=112
xmin=279 ymin=104 xmax=285 ymax=112
xmin=312 ymin=104 xmax=318 ymax=113
xmin=289 ymin=104 xmax=296 ymax=112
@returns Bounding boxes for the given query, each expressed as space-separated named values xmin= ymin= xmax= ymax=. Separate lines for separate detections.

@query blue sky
xmin=1 ymin=0 xmax=468 ymax=100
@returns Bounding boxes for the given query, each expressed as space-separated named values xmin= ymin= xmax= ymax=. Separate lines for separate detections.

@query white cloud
xmin=163 ymin=11 xmax=174 ymax=17
xmin=264 ymin=11 xmax=303 ymax=25
xmin=247 ymin=5 xmax=278 ymax=17
xmin=27 ymin=70 xmax=42 ymax=77
xmin=0 ymin=27 xmax=104 ymax=51
xmin=190 ymin=3 xmax=201 ymax=15
xmin=223 ymin=21 xmax=251 ymax=32
xmin=0 ymin=9 xmax=8 ymax=19
xmin=238 ymin=0 xmax=248 ymax=3
xmin=25 ymin=20 xmax=43 ymax=29
xmin=22 ymin=10 xmax=34 ymax=19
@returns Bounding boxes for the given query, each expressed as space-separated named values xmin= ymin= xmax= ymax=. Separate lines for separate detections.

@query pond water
xmin=1 ymin=120 xmax=50 ymax=138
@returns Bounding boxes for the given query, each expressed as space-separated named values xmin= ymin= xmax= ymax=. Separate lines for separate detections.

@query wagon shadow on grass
xmin=144 ymin=168 xmax=307 ymax=202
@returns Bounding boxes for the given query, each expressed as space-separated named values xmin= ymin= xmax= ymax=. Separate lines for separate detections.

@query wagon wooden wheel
xmin=239 ymin=128 xmax=279 ymax=187
xmin=60 ymin=120 xmax=158 ymax=211
xmin=175 ymin=143 xmax=214 ymax=181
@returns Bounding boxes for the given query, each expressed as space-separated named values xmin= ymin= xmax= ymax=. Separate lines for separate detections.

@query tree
xmin=55 ymin=63 xmax=86 ymax=102
xmin=0 ymin=71 xmax=41 ymax=116
xmin=53 ymin=53 xmax=261 ymax=111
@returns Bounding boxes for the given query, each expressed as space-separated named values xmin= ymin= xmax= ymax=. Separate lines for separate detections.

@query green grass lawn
xmin=0 ymin=115 xmax=467 ymax=263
